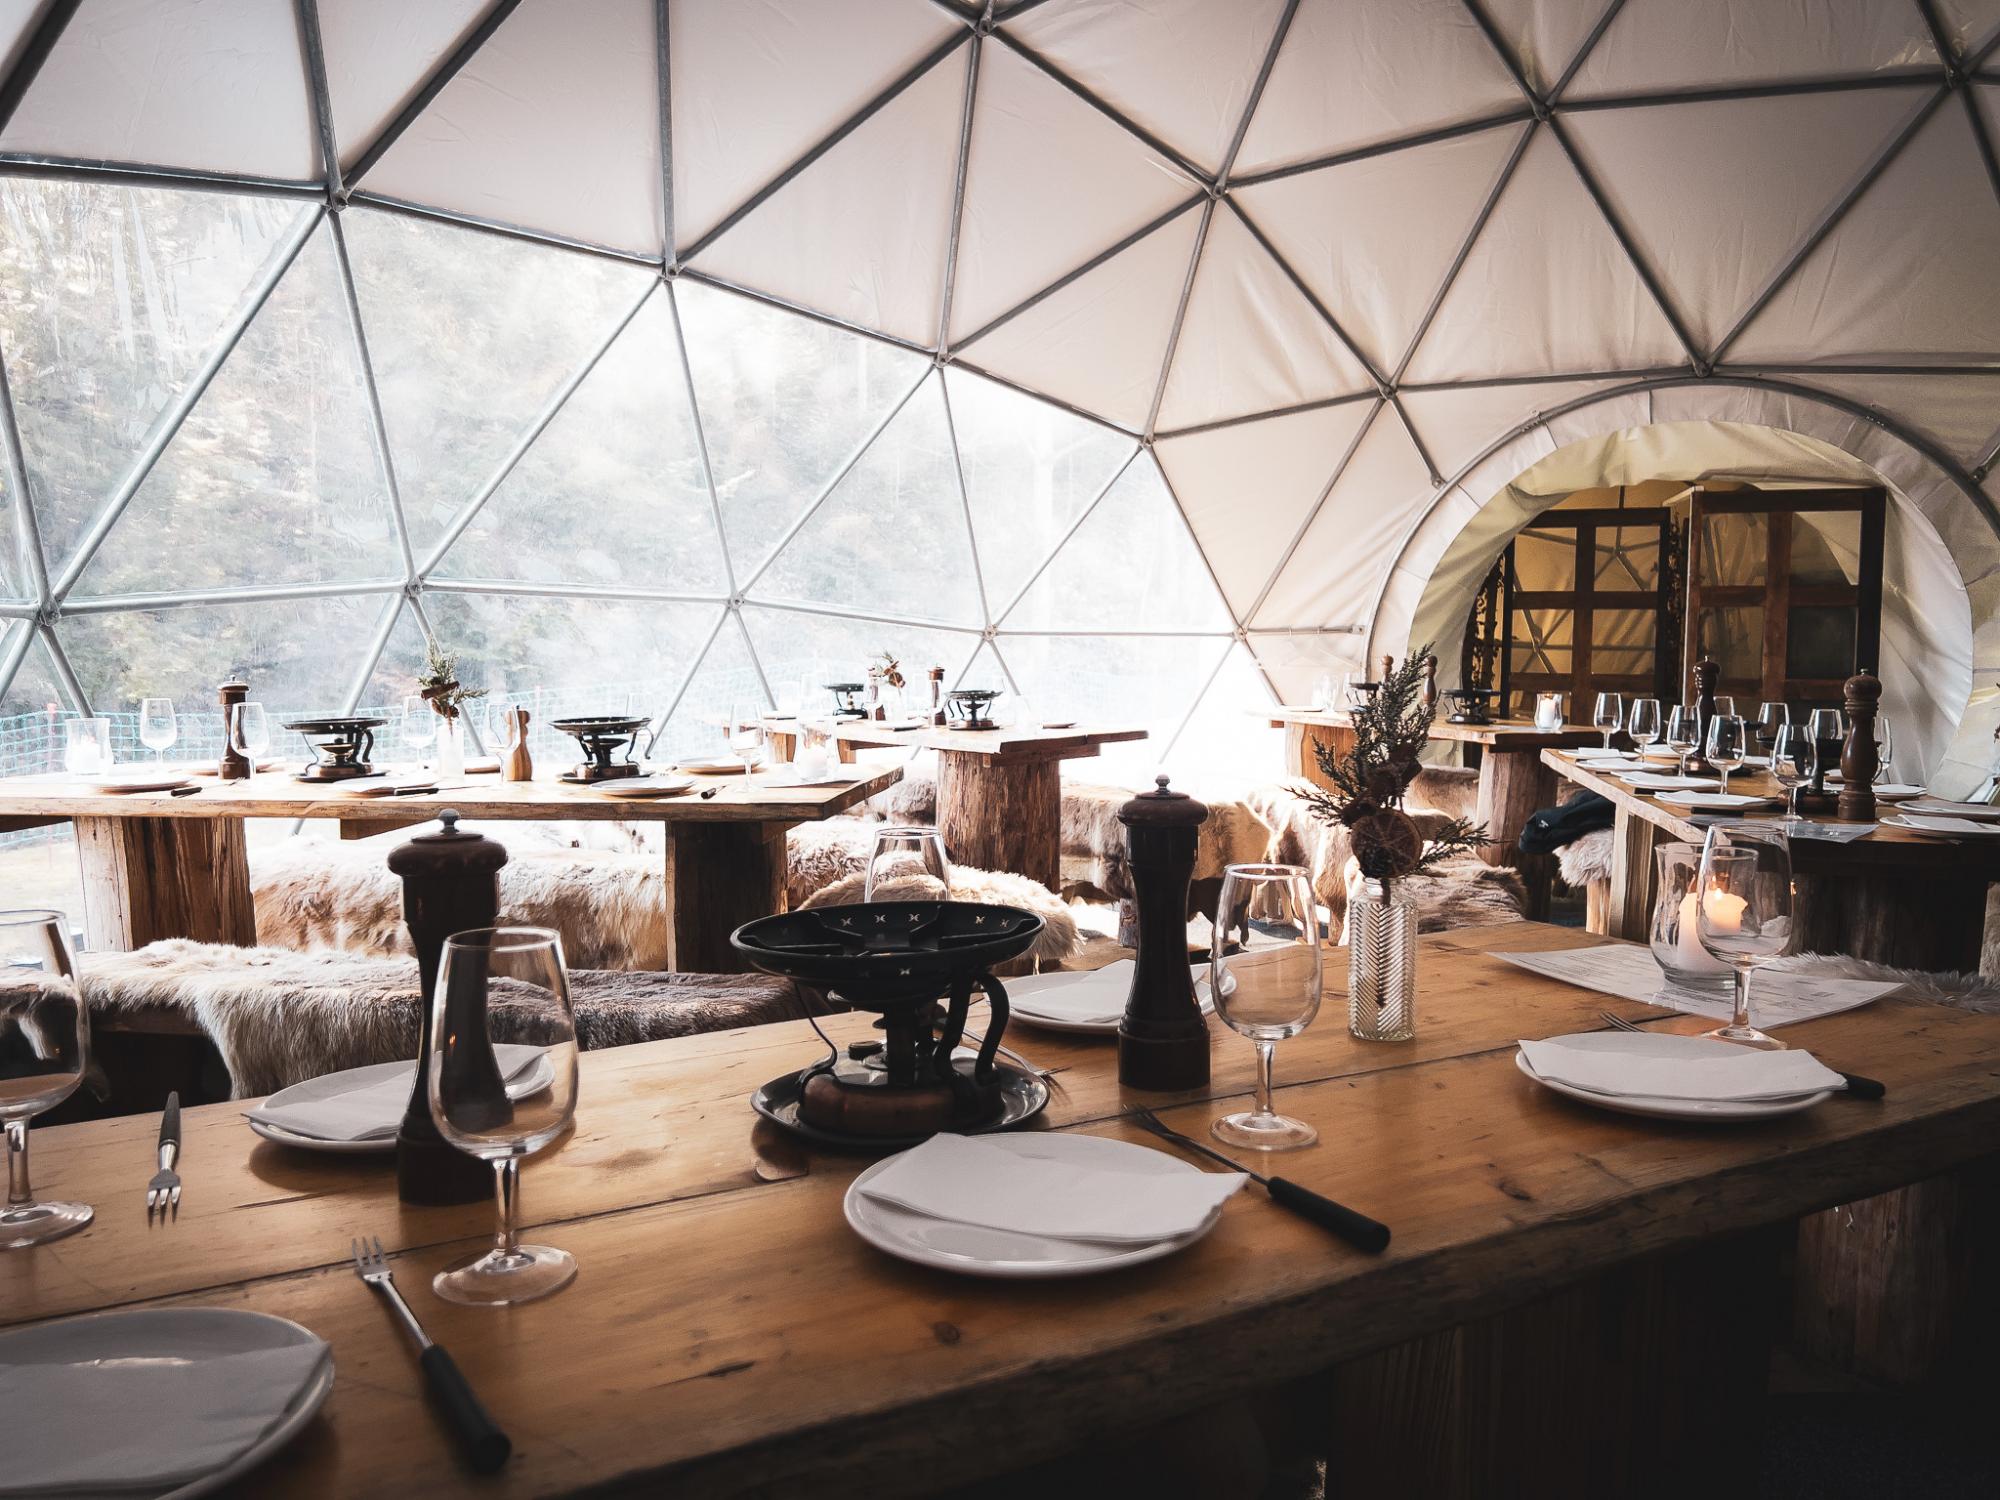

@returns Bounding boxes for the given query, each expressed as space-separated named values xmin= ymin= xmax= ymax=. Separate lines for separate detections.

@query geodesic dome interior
xmin=2 ymin=0 xmax=1998 ymax=786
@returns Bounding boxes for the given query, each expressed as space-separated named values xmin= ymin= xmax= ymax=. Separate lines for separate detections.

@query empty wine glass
xmin=1664 ymin=704 xmax=1700 ymax=777
xmin=1210 ymin=864 xmax=1322 ymax=1149
xmin=1 ymin=910 xmax=93 ymax=1249
xmin=1754 ymin=701 xmax=1789 ymax=755
xmin=229 ymin=702 xmax=271 ymax=778
xmin=1771 ymin=722 xmax=1818 ymax=821
xmin=1593 ymin=691 xmax=1624 ymax=750
xmin=428 ymin=926 xmax=578 ymax=1306
xmin=725 ymin=702 xmax=766 ymax=773
xmin=61 ymin=718 xmax=109 ymax=777
xmin=1627 ymin=697 xmax=1661 ymax=758
xmin=1807 ymin=706 xmax=1844 ymax=778
xmin=138 ymin=698 xmax=177 ymax=764
xmin=401 ymin=694 xmax=437 ymax=770
xmin=1695 ymin=826 xmax=1794 ymax=1051
xmin=1714 ymin=695 xmax=1737 ymax=720
xmin=1872 ymin=714 xmax=1896 ymax=785
xmin=864 ymin=826 xmax=951 ymax=901
xmin=1706 ymin=713 xmax=1748 ymax=794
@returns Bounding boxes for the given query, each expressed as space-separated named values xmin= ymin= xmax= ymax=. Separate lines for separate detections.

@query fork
xmin=350 ymin=1237 xmax=512 ymax=1473
xmin=146 ymin=1092 xmax=180 ymax=1218
xmin=1598 ymin=1009 xmax=1885 ymax=1099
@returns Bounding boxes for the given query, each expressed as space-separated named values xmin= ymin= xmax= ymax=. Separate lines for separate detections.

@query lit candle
xmin=1674 ymin=890 xmax=1734 ymax=974
xmin=1535 ymin=692 xmax=1563 ymax=731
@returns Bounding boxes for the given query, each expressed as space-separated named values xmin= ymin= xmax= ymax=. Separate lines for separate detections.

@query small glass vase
xmin=1348 ymin=877 xmax=1417 ymax=1041
xmin=436 ymin=716 xmax=465 ymax=779
xmin=1647 ymin=840 xmax=1734 ymax=1000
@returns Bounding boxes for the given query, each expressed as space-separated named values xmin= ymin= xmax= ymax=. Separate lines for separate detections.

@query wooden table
xmin=10 ymin=922 xmax=2000 ymax=1496
xmin=1543 ymin=750 xmax=2000 ymax=970
xmin=768 ymin=721 xmax=1147 ymax=887
xmin=0 ymin=768 xmax=900 ymax=973
xmin=1272 ymin=710 xmax=1604 ymax=917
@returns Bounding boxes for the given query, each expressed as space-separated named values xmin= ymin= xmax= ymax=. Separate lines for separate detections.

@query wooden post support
xmin=662 ymin=820 xmax=790 ymax=973
xmin=1474 ymin=748 xmax=1557 ymax=920
xmin=1603 ymin=806 xmax=1664 ymax=941
xmin=1837 ymin=671 xmax=1880 ymax=822
xmin=934 ymin=751 xmax=1062 ymax=889
xmin=74 ymin=815 xmax=257 ymax=950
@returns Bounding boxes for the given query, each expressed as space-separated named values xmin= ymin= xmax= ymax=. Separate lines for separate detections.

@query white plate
xmin=1866 ymin=783 xmax=1924 ymax=799
xmin=843 ymin=1133 xmax=1221 ymax=1278
xmin=1900 ymin=798 xmax=2000 ymax=821
xmin=675 ymin=756 xmax=758 ymax=775
xmin=1619 ymin=772 xmax=1717 ymax=790
xmin=246 ymin=1053 xmax=556 ymax=1154
xmin=595 ymin=774 xmax=695 ymax=799
xmin=1652 ymin=790 xmax=1775 ymax=809
xmin=0 ymin=1307 xmax=334 ymax=1499
xmin=1882 ymin=813 xmax=2000 ymax=838
xmin=88 ymin=773 xmax=196 ymax=793
xmin=322 ymin=776 xmax=436 ymax=797
xmin=1514 ymin=1033 xmax=1832 ymax=1122
xmin=1008 ymin=967 xmax=1215 ymax=1036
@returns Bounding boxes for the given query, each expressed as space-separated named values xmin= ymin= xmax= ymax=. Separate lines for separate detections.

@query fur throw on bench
xmin=1060 ymin=782 xmax=1272 ymax=901
xmin=1556 ymin=827 xmax=1618 ymax=889
xmin=78 ymin=941 xmax=814 ymax=1098
xmin=800 ymin=862 xmax=1079 ymax=969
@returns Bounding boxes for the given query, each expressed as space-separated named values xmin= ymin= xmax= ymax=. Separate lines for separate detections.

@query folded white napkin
xmin=1007 ymin=961 xmax=1208 ymax=1025
xmin=860 ymin=1132 xmax=1245 ymax=1243
xmin=1621 ymin=772 xmax=1716 ymax=789
xmin=1893 ymin=812 xmax=2000 ymax=835
xmin=1902 ymin=797 xmax=2000 ymax=820
xmin=245 ymin=1045 xmax=544 ymax=1141
xmin=1519 ymin=1036 xmax=1843 ymax=1101
xmin=0 ymin=1338 xmax=329 ymax=1494
xmin=758 ymin=764 xmax=865 ymax=789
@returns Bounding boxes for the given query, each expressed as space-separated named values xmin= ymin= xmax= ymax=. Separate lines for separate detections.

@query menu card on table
xmin=1498 ymin=944 xmax=1903 ymax=1027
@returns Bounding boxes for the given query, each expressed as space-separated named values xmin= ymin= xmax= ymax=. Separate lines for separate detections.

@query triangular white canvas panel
xmin=693 ymin=57 xmax=963 ymax=347
xmin=948 ymin=41 xmax=1198 ymax=346
xmin=0 ymin=179 xmax=304 ymax=576
xmin=1 ymin=0 xmax=319 ymax=179
xmin=1253 ymin=405 xmax=1435 ymax=629
xmin=434 ymin=294 xmax=729 ymax=594
xmin=1731 ymin=101 xmax=2000 ymax=363
xmin=677 ymin=278 xmax=931 ymax=580
xmin=956 ymin=207 xmax=1202 ymax=431
xmin=750 ymin=375 xmax=983 ymax=626
xmin=343 ymin=206 xmax=655 ymax=559
xmin=944 ymin=367 xmax=1138 ymax=613
xmin=1004 ymin=452 xmax=1233 ymax=632
xmin=1566 ymin=0 xmax=1939 ymax=99
xmin=1783 ymin=372 xmax=2000 ymax=469
xmin=994 ymin=632 xmax=1232 ymax=784
xmin=73 ymin=224 xmax=401 ymax=597
xmin=1401 ymin=130 xmax=1686 ymax=385
xmin=317 ymin=0 xmax=487 ymax=173
xmin=364 ymin=0 xmax=662 ymax=256
xmin=1155 ymin=399 xmax=1376 ymax=618
xmin=1235 ymin=0 xmax=1523 ymax=176
xmin=1233 ymin=123 xmax=1522 ymax=376
xmin=740 ymin=605 xmax=977 ymax=712
xmin=1479 ymin=0 xmax=1606 ymax=96
xmin=1400 ymin=377 xmax=1639 ymax=487
xmin=1003 ymin=0 xmax=1289 ymax=173
xmin=1937 ymin=2 xmax=2000 ymax=59
xmin=1155 ymin=206 xmax=1376 ymax=430
xmin=670 ymin=0 xmax=961 ymax=251
xmin=1565 ymin=88 xmax=1921 ymax=356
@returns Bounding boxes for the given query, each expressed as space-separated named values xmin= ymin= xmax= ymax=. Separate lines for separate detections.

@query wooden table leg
xmin=1475 ymin=748 xmax=1558 ymax=920
xmin=1791 ymin=869 xmax=1988 ymax=971
xmin=1284 ymin=721 xmax=1353 ymax=791
xmin=661 ymin=820 xmax=789 ymax=972
xmin=934 ymin=751 xmax=1059 ymax=887
xmin=73 ymin=816 xmax=256 ymax=951
xmin=1602 ymin=806 xmax=1665 ymax=941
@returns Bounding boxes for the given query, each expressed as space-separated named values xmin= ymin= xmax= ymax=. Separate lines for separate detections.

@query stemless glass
xmin=428 ymin=927 xmax=578 ymax=1306
xmin=1754 ymin=701 xmax=1789 ymax=755
xmin=229 ymin=702 xmax=271 ymax=777
xmin=1770 ymin=722 xmax=1818 ymax=821
xmin=138 ymin=698 xmax=177 ymax=763
xmin=401 ymin=694 xmax=437 ymax=769
xmin=1694 ymin=828 xmax=1794 ymax=1050
xmin=1209 ymin=864 xmax=1322 ymax=1150
xmin=1705 ymin=713 xmax=1748 ymax=794
xmin=62 ymin=718 xmax=109 ymax=776
xmin=1664 ymin=704 xmax=1699 ymax=776
xmin=796 ymin=721 xmax=834 ymax=782
xmin=1593 ymin=691 xmax=1624 ymax=750
xmin=0 ymin=911 xmax=93 ymax=1249
xmin=864 ymin=826 xmax=951 ymax=900
xmin=1627 ymin=697 xmax=1662 ymax=757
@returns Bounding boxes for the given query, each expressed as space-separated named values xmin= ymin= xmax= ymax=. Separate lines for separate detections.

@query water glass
xmin=1627 ymin=697 xmax=1661 ymax=756
xmin=1705 ymin=713 xmax=1748 ymax=793
xmin=138 ymin=698 xmax=177 ymax=763
xmin=401 ymin=694 xmax=437 ymax=767
xmin=0 ymin=911 xmax=93 ymax=1249
xmin=1695 ymin=827 xmax=1794 ymax=1050
xmin=62 ymin=718 xmax=110 ymax=776
xmin=428 ymin=927 xmax=578 ymax=1306
xmin=1593 ymin=691 xmax=1624 ymax=750
xmin=1664 ymin=704 xmax=1700 ymax=776
xmin=1770 ymin=722 xmax=1818 ymax=819
xmin=725 ymin=702 xmax=766 ymax=772
xmin=229 ymin=702 xmax=271 ymax=775
xmin=796 ymin=722 xmax=833 ymax=782
xmin=1753 ymin=701 xmax=1789 ymax=753
xmin=864 ymin=826 xmax=951 ymax=901
xmin=1210 ymin=865 xmax=1322 ymax=1149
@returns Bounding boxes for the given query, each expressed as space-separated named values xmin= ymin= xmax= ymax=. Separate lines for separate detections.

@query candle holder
xmin=1647 ymin=841 xmax=1733 ymax=999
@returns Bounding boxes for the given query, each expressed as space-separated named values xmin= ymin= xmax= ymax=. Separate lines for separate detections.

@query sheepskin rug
xmin=1409 ymin=765 xmax=1480 ymax=821
xmin=253 ymin=836 xmax=666 ymax=969
xmin=800 ymin=860 xmax=1078 ymax=969
xmin=1060 ymin=781 xmax=1273 ymax=901
xmin=1337 ymin=858 xmax=1527 ymax=944
xmin=77 ymin=940 xmax=813 ymax=1097
xmin=1557 ymin=827 xmax=1617 ymax=888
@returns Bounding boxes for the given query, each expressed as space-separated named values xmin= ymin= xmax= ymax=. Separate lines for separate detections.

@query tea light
xmin=1675 ymin=888 xmax=1743 ymax=973
xmin=1534 ymin=692 xmax=1564 ymax=731
xmin=796 ymin=742 xmax=830 ymax=780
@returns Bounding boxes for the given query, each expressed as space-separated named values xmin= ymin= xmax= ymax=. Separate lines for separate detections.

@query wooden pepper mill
xmin=502 ymin=707 xmax=533 ymax=782
xmin=1420 ymin=654 xmax=1439 ymax=710
xmin=217 ymin=679 xmax=250 ymax=781
xmin=1684 ymin=657 xmax=1720 ymax=775
xmin=928 ymin=666 xmax=946 ymax=726
xmin=1117 ymin=775 xmax=1211 ymax=1091
xmin=386 ymin=810 xmax=509 ymax=1205
xmin=1838 ymin=671 xmax=1882 ymax=822
xmin=1380 ymin=653 xmax=1396 ymax=685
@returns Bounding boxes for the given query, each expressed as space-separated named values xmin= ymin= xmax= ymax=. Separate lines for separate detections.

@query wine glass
xmin=1807 ymin=707 xmax=1843 ymax=779
xmin=1871 ymin=714 xmax=1896 ymax=785
xmin=725 ymin=702 xmax=766 ymax=774
xmin=1310 ymin=673 xmax=1334 ymax=711
xmin=1627 ymin=698 xmax=1661 ymax=759
xmin=1209 ymin=863 xmax=1322 ymax=1150
xmin=1664 ymin=704 xmax=1699 ymax=777
xmin=401 ymin=693 xmax=437 ymax=770
xmin=773 ymin=679 xmax=804 ymax=720
xmin=864 ymin=826 xmax=951 ymax=901
xmin=1753 ymin=701 xmax=1789 ymax=756
xmin=62 ymin=718 xmax=109 ymax=776
xmin=0 ymin=910 xmax=93 ymax=1248
xmin=138 ymin=698 xmax=177 ymax=764
xmin=1695 ymin=827 xmax=1794 ymax=1051
xmin=1705 ymin=713 xmax=1748 ymax=794
xmin=1593 ymin=691 xmax=1624 ymax=750
xmin=428 ymin=927 xmax=578 ymax=1306
xmin=229 ymin=702 xmax=271 ymax=779
xmin=1714 ymin=694 xmax=1737 ymax=720
xmin=1770 ymin=722 xmax=1818 ymax=821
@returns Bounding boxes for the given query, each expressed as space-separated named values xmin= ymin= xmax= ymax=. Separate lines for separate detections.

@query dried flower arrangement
xmin=1300 ymin=644 xmax=1488 ymax=888
xmin=416 ymin=641 xmax=486 ymax=723
xmin=875 ymin=651 xmax=906 ymax=691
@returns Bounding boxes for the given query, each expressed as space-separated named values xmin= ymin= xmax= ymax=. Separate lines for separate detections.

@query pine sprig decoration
xmin=416 ymin=641 xmax=486 ymax=722
xmin=1303 ymin=642 xmax=1489 ymax=883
